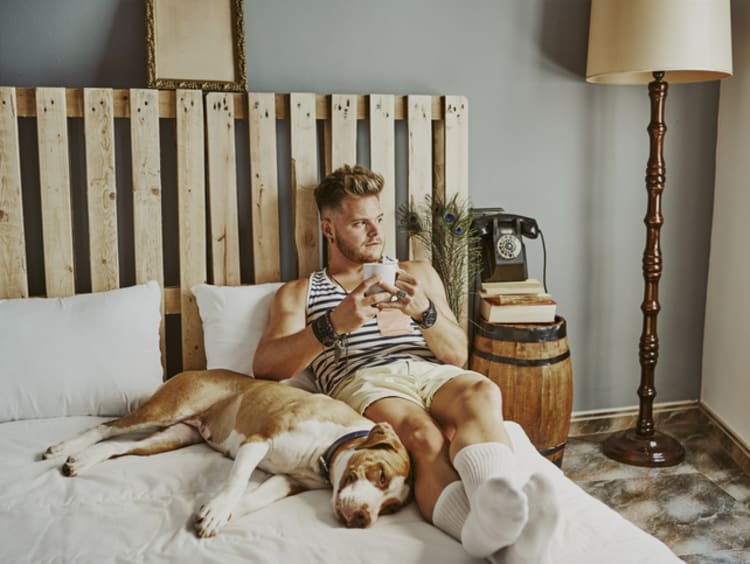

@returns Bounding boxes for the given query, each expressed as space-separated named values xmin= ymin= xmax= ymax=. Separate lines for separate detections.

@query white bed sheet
xmin=0 ymin=417 xmax=682 ymax=564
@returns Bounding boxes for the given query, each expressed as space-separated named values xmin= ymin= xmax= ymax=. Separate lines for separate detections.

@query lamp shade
xmin=586 ymin=0 xmax=732 ymax=84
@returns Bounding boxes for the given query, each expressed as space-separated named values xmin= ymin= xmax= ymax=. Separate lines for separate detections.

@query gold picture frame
xmin=145 ymin=0 xmax=247 ymax=92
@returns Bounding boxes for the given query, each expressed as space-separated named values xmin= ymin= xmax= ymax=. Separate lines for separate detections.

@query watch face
xmin=420 ymin=301 xmax=437 ymax=329
xmin=497 ymin=233 xmax=522 ymax=260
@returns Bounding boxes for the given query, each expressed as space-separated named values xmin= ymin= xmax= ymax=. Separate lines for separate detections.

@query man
xmin=253 ymin=165 xmax=558 ymax=563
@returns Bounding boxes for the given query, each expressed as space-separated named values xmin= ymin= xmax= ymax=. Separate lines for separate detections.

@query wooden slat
xmin=206 ymin=92 xmax=241 ymax=286
xmin=0 ymin=88 xmax=28 ymax=299
xmin=445 ymin=96 xmax=470 ymax=331
xmin=370 ymin=94 xmax=396 ymax=259
xmin=330 ymin=94 xmax=358 ymax=171
xmin=15 ymin=89 xmax=447 ymax=122
xmin=130 ymin=89 xmax=165 ymax=369
xmin=36 ymin=87 xmax=75 ymax=297
xmin=248 ymin=92 xmax=281 ymax=283
xmin=444 ymin=97 xmax=469 ymax=202
xmin=130 ymin=89 xmax=165 ymax=287
xmin=84 ymin=88 xmax=119 ymax=292
xmin=407 ymin=95 xmax=432 ymax=262
xmin=176 ymin=90 xmax=207 ymax=370
xmin=290 ymin=92 xmax=320 ymax=278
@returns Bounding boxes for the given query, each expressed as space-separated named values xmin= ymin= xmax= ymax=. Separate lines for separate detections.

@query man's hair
xmin=314 ymin=164 xmax=384 ymax=212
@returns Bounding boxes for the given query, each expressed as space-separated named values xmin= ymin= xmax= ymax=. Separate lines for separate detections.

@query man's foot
xmin=495 ymin=472 xmax=559 ymax=564
xmin=461 ymin=476 xmax=528 ymax=557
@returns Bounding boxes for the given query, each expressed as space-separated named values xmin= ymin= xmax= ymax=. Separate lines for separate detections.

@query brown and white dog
xmin=43 ymin=369 xmax=412 ymax=537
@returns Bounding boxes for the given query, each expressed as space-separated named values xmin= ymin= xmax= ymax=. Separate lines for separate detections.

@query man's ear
xmin=321 ymin=219 xmax=334 ymax=242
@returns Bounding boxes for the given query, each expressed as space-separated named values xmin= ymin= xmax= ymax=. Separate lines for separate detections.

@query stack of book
xmin=478 ymin=278 xmax=557 ymax=324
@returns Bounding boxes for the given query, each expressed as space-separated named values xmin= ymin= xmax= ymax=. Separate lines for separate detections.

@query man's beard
xmin=336 ymin=237 xmax=383 ymax=264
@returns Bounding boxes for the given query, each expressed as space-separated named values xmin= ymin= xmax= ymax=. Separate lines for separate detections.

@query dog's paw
xmin=62 ymin=456 xmax=80 ymax=477
xmin=194 ymin=496 xmax=235 ymax=538
xmin=61 ymin=454 xmax=99 ymax=477
xmin=43 ymin=443 xmax=69 ymax=460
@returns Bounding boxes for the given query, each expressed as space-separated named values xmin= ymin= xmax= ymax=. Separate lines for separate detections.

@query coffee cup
xmin=363 ymin=262 xmax=398 ymax=295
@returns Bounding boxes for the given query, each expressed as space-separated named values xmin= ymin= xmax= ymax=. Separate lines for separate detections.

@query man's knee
xmin=399 ymin=416 xmax=447 ymax=457
xmin=454 ymin=377 xmax=503 ymax=421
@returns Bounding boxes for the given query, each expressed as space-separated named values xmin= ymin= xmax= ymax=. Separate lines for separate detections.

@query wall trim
xmin=569 ymin=400 xmax=699 ymax=437
xmin=568 ymin=400 xmax=750 ymax=476
xmin=699 ymin=402 xmax=750 ymax=476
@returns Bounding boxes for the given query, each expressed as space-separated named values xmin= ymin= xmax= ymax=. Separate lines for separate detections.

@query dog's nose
xmin=347 ymin=510 xmax=371 ymax=528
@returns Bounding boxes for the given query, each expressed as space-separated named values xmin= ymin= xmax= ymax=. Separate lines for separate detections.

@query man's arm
xmin=252 ymin=279 xmax=323 ymax=381
xmin=379 ymin=260 xmax=468 ymax=367
xmin=253 ymin=275 xmax=394 ymax=380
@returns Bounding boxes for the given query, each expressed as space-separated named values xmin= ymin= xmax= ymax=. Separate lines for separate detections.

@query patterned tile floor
xmin=562 ymin=410 xmax=750 ymax=563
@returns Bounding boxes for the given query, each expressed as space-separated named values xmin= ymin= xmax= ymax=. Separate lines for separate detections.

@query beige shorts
xmin=331 ymin=360 xmax=470 ymax=415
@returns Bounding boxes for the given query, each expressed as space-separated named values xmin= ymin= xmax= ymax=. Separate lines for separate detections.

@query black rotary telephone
xmin=472 ymin=211 xmax=541 ymax=283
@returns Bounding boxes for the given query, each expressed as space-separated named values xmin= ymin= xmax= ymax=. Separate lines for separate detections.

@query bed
xmin=0 ymin=86 xmax=681 ymax=563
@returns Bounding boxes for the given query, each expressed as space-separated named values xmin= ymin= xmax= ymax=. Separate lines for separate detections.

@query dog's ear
xmin=358 ymin=422 xmax=401 ymax=451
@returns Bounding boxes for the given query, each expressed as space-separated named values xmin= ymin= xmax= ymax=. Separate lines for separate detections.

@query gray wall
xmin=0 ymin=0 xmax=721 ymax=412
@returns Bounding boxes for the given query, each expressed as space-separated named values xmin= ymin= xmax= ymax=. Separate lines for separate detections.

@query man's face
xmin=324 ymin=195 xmax=385 ymax=264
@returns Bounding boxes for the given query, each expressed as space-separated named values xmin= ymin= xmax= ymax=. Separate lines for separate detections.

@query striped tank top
xmin=306 ymin=268 xmax=439 ymax=395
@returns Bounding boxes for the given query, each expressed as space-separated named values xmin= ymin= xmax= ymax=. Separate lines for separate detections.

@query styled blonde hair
xmin=314 ymin=164 xmax=384 ymax=212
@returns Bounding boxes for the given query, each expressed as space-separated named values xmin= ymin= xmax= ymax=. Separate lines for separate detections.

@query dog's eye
xmin=344 ymin=473 xmax=356 ymax=487
xmin=379 ymin=469 xmax=387 ymax=486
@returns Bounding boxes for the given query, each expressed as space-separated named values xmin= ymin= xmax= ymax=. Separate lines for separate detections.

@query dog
xmin=43 ymin=369 xmax=412 ymax=537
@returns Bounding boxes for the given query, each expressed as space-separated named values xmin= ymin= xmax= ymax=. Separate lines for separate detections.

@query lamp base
xmin=602 ymin=428 xmax=685 ymax=467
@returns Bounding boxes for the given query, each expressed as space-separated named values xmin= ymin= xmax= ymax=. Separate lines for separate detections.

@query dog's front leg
xmin=195 ymin=439 xmax=270 ymax=538
xmin=232 ymin=474 xmax=305 ymax=518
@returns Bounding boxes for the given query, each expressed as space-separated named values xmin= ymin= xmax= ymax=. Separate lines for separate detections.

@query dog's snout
xmin=347 ymin=509 xmax=371 ymax=528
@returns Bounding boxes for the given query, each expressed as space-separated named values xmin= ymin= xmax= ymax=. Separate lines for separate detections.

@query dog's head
xmin=329 ymin=422 xmax=411 ymax=528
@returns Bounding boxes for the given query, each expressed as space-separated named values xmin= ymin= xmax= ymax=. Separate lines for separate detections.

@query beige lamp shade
xmin=586 ymin=0 xmax=733 ymax=84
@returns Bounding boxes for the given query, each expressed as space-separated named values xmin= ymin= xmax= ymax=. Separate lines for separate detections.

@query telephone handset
xmin=472 ymin=212 xmax=540 ymax=283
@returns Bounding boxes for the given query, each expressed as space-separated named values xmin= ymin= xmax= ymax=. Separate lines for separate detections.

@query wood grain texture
xmin=130 ymin=89 xmax=166 ymax=369
xmin=36 ymin=87 xmax=75 ymax=297
xmin=130 ymin=89 xmax=165 ymax=288
xmin=407 ymin=95 xmax=432 ymax=262
xmin=470 ymin=319 xmax=573 ymax=467
xmin=0 ymin=87 xmax=28 ymax=298
xmin=445 ymin=96 xmax=470 ymax=330
xmin=176 ymin=90 xmax=207 ymax=370
xmin=330 ymin=94 xmax=357 ymax=171
xmin=206 ymin=92 xmax=241 ymax=286
xmin=369 ymin=94 xmax=396 ymax=259
xmin=14 ymin=89 xmax=446 ymax=121
xmin=84 ymin=88 xmax=119 ymax=292
xmin=290 ymin=92 xmax=320 ymax=278
xmin=248 ymin=92 xmax=281 ymax=283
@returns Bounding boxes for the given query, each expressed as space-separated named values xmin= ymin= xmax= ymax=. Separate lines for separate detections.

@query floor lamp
xmin=585 ymin=0 xmax=733 ymax=467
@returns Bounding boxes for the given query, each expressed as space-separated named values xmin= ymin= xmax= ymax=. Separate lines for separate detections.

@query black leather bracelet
xmin=311 ymin=311 xmax=349 ymax=362
xmin=311 ymin=310 xmax=338 ymax=347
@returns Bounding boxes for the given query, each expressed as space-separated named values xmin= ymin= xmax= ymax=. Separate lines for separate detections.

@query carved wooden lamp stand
xmin=585 ymin=0 xmax=733 ymax=466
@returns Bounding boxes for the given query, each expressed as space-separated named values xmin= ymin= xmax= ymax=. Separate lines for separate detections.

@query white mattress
xmin=0 ymin=417 xmax=682 ymax=564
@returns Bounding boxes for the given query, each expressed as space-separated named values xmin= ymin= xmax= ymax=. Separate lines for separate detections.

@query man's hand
xmin=376 ymin=270 xmax=430 ymax=320
xmin=329 ymin=276 xmax=393 ymax=334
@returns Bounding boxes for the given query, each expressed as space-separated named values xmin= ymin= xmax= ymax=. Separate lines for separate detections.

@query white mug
xmin=363 ymin=262 xmax=398 ymax=295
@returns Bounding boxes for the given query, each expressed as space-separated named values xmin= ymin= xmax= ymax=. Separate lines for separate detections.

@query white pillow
xmin=191 ymin=283 xmax=317 ymax=392
xmin=192 ymin=282 xmax=283 ymax=375
xmin=0 ymin=281 xmax=163 ymax=422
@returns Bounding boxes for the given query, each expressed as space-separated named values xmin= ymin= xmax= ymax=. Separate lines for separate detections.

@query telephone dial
xmin=472 ymin=211 xmax=540 ymax=282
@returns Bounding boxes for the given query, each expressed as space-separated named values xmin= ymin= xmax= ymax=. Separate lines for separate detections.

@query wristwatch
xmin=414 ymin=299 xmax=437 ymax=329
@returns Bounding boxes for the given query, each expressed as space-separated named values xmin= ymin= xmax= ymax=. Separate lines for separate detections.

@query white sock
xmin=453 ymin=442 xmax=519 ymax=497
xmin=432 ymin=481 xmax=469 ymax=540
xmin=491 ymin=472 xmax=560 ymax=564
xmin=453 ymin=443 xmax=528 ymax=558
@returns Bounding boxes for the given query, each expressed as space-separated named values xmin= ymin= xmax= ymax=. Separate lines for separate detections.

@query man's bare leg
xmin=430 ymin=374 xmax=529 ymax=557
xmin=364 ymin=397 xmax=458 ymax=521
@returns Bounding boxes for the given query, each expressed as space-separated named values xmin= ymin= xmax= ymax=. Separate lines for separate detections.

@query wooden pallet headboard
xmin=0 ymin=87 xmax=468 ymax=374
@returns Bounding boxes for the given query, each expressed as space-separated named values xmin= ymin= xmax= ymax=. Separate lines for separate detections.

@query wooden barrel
xmin=470 ymin=316 xmax=573 ymax=467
